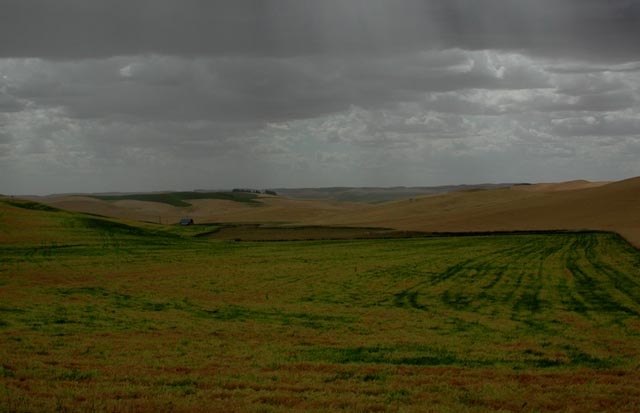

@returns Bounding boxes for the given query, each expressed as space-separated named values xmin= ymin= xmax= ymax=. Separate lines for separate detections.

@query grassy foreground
xmin=1 ymin=200 xmax=640 ymax=412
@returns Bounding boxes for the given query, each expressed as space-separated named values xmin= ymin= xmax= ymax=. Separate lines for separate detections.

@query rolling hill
xmin=21 ymin=177 xmax=640 ymax=247
xmin=311 ymin=177 xmax=640 ymax=247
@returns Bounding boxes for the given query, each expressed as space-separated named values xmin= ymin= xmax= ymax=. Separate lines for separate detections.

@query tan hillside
xmin=29 ymin=177 xmax=640 ymax=247
xmin=37 ymin=195 xmax=370 ymax=225
xmin=313 ymin=177 xmax=640 ymax=247
xmin=514 ymin=179 xmax=611 ymax=192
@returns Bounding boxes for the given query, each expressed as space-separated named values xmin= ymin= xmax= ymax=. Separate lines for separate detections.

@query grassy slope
xmin=198 ymin=225 xmax=397 ymax=241
xmin=0 ymin=198 xmax=218 ymax=245
xmin=1 ymin=199 xmax=640 ymax=412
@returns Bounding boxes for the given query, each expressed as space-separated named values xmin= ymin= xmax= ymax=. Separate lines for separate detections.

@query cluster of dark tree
xmin=232 ymin=188 xmax=277 ymax=196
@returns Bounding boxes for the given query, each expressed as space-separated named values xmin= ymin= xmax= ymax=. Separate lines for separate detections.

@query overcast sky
xmin=1 ymin=0 xmax=640 ymax=195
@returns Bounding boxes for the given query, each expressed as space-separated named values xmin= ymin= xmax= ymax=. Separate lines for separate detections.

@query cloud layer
xmin=2 ymin=0 xmax=640 ymax=61
xmin=1 ymin=1 xmax=639 ymax=194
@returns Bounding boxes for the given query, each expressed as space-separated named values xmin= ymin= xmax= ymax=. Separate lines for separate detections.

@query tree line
xmin=232 ymin=188 xmax=277 ymax=196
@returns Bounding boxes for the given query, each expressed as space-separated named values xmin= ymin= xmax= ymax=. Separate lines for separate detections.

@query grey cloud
xmin=0 ymin=70 xmax=25 ymax=112
xmin=420 ymin=94 xmax=506 ymax=116
xmin=551 ymin=115 xmax=640 ymax=137
xmin=2 ymin=51 xmax=552 ymax=126
xmin=4 ymin=57 xmax=349 ymax=123
xmin=0 ymin=131 xmax=11 ymax=144
xmin=0 ymin=93 xmax=24 ymax=113
xmin=1 ymin=1 xmax=639 ymax=62
xmin=573 ymin=91 xmax=636 ymax=112
xmin=350 ymin=52 xmax=550 ymax=97
xmin=554 ymin=73 xmax=629 ymax=97
xmin=525 ymin=90 xmax=637 ymax=113
xmin=314 ymin=106 xmax=483 ymax=149
xmin=2 ymin=1 xmax=640 ymax=195
xmin=546 ymin=63 xmax=640 ymax=74
xmin=381 ymin=117 xmax=478 ymax=140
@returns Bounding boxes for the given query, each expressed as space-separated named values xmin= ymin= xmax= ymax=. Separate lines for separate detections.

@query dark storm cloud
xmin=2 ymin=1 xmax=640 ymax=195
xmin=0 ymin=92 xmax=24 ymax=113
xmin=573 ymin=91 xmax=636 ymax=112
xmin=0 ymin=131 xmax=11 ymax=144
xmin=1 ymin=0 xmax=639 ymax=62
xmin=1 ymin=51 xmax=549 ymax=123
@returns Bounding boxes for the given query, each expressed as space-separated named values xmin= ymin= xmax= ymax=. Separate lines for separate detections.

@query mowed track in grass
xmin=1 ymin=199 xmax=640 ymax=412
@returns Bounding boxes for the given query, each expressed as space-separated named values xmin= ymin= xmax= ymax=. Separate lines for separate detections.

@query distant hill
xmin=88 ymin=191 xmax=260 ymax=207
xmin=272 ymin=183 xmax=520 ymax=203
xmin=306 ymin=177 xmax=639 ymax=247
xmin=18 ymin=177 xmax=640 ymax=247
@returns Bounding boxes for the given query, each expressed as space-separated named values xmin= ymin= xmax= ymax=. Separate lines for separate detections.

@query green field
xmin=195 ymin=224 xmax=405 ymax=241
xmin=1 ymin=199 xmax=639 ymax=412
